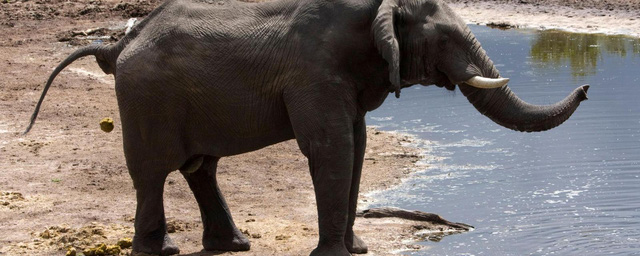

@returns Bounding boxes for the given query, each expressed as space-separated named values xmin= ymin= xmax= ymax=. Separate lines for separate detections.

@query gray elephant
xmin=25 ymin=0 xmax=589 ymax=255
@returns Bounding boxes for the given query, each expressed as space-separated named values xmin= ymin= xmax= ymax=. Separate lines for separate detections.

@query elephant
xmin=25 ymin=0 xmax=589 ymax=255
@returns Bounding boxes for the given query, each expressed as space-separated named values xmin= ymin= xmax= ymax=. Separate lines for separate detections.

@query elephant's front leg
xmin=345 ymin=118 xmax=368 ymax=254
xmin=286 ymin=86 xmax=358 ymax=256
xmin=307 ymin=135 xmax=354 ymax=256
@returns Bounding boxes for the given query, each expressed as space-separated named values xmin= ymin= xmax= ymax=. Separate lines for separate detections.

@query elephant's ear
xmin=373 ymin=0 xmax=401 ymax=98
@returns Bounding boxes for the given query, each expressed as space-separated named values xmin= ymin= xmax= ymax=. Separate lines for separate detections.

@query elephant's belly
xmin=202 ymin=124 xmax=296 ymax=157
xmin=175 ymin=104 xmax=296 ymax=157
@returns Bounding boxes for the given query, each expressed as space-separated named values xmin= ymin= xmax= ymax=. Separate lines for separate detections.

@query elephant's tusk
xmin=464 ymin=76 xmax=509 ymax=89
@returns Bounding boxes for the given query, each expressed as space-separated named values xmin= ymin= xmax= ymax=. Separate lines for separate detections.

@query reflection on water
xmin=367 ymin=25 xmax=640 ymax=256
xmin=530 ymin=30 xmax=640 ymax=78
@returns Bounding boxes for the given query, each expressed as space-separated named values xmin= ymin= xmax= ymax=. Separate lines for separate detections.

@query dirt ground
xmin=0 ymin=0 xmax=636 ymax=255
xmin=448 ymin=0 xmax=640 ymax=37
xmin=0 ymin=1 xmax=462 ymax=255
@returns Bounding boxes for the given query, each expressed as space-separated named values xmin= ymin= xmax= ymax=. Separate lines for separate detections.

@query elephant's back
xmin=114 ymin=0 xmax=308 ymax=98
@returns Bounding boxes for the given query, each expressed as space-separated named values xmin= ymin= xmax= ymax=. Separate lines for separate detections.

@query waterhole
xmin=368 ymin=25 xmax=640 ymax=255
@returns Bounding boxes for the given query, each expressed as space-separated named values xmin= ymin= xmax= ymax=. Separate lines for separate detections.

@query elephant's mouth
xmin=432 ymin=68 xmax=456 ymax=90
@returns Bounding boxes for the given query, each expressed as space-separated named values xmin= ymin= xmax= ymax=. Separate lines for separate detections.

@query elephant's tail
xmin=24 ymin=45 xmax=114 ymax=134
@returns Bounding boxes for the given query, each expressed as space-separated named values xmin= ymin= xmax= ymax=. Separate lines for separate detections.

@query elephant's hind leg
xmin=130 ymin=170 xmax=180 ymax=256
xmin=180 ymin=155 xmax=250 ymax=252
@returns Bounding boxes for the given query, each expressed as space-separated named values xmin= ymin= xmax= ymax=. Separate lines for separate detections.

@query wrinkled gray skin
xmin=25 ymin=0 xmax=589 ymax=255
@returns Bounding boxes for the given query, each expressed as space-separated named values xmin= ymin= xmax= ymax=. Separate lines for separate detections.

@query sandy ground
xmin=1 ymin=0 xmax=637 ymax=255
xmin=447 ymin=0 xmax=640 ymax=38
xmin=0 ymin=31 xmax=446 ymax=255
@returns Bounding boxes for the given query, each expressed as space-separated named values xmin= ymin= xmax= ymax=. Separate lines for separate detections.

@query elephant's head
xmin=373 ymin=0 xmax=589 ymax=132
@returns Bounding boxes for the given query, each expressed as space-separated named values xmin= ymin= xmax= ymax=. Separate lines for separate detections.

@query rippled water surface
xmin=367 ymin=25 xmax=640 ymax=255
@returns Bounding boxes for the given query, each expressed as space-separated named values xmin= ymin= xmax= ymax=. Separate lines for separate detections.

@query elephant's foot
xmin=203 ymin=230 xmax=250 ymax=252
xmin=345 ymin=232 xmax=368 ymax=254
xmin=310 ymin=244 xmax=351 ymax=256
xmin=132 ymin=234 xmax=180 ymax=256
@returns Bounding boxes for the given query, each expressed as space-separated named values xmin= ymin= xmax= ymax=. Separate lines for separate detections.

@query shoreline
xmin=447 ymin=1 xmax=640 ymax=38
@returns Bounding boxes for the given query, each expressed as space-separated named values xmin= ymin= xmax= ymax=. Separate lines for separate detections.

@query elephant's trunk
xmin=459 ymin=40 xmax=589 ymax=132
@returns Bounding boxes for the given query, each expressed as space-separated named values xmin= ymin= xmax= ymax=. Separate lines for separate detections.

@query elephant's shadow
xmin=180 ymin=250 xmax=227 ymax=256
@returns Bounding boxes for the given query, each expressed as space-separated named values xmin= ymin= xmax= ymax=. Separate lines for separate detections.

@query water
xmin=367 ymin=25 xmax=640 ymax=255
